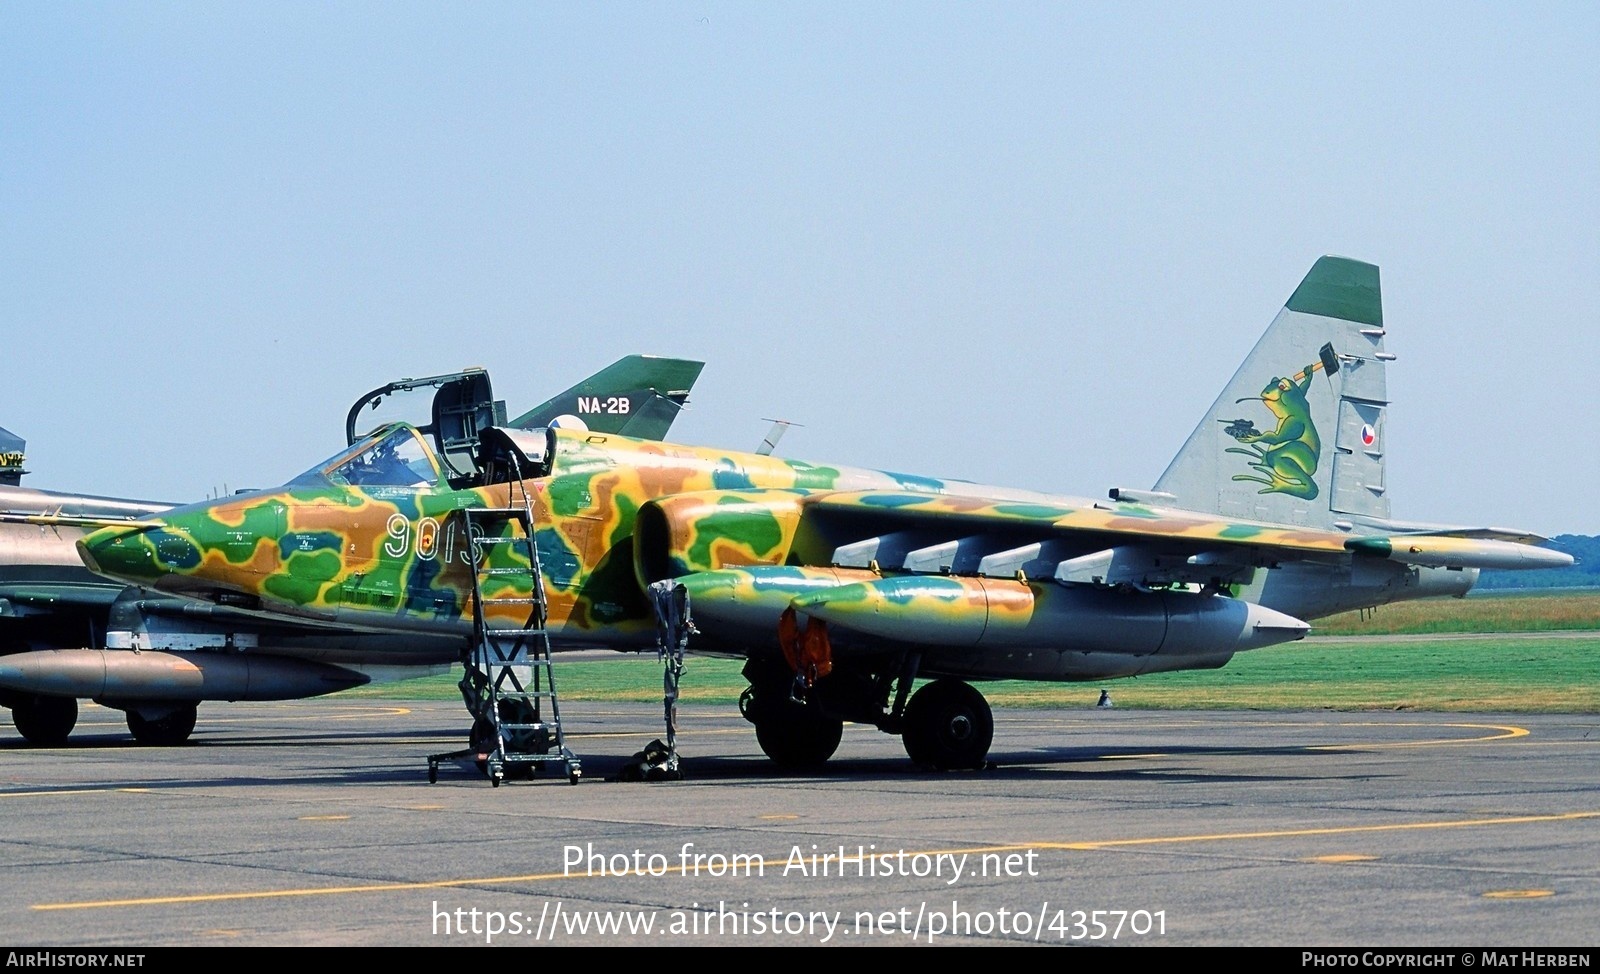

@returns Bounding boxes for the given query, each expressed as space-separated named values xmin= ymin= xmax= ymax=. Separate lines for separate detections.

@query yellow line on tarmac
xmin=1040 ymin=811 xmax=1600 ymax=850
xmin=0 ymin=787 xmax=152 ymax=799
xmin=1091 ymin=722 xmax=1530 ymax=762
xmin=1307 ymin=722 xmax=1530 ymax=749
xmin=34 ymin=870 xmax=629 ymax=910
xmin=33 ymin=844 xmax=1028 ymax=911
xmin=33 ymin=811 xmax=1599 ymax=912
xmin=181 ymin=707 xmax=415 ymax=725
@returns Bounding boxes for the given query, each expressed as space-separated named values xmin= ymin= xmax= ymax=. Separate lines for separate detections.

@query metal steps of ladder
xmin=427 ymin=494 xmax=581 ymax=787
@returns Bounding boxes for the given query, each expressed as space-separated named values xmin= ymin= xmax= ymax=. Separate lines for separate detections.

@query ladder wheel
xmin=568 ymin=766 xmax=582 ymax=785
xmin=428 ymin=764 xmax=437 ymax=784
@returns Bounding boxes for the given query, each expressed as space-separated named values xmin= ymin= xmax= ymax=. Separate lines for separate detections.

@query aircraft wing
xmin=0 ymin=511 xmax=147 ymax=530
xmin=667 ymin=485 xmax=1571 ymax=678
xmin=0 ymin=500 xmax=164 ymax=617
xmin=788 ymin=490 xmax=1572 ymax=581
xmin=804 ymin=491 xmax=1348 ymax=551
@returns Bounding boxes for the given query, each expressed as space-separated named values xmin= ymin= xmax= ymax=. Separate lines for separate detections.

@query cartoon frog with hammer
xmin=1223 ymin=360 xmax=1326 ymax=500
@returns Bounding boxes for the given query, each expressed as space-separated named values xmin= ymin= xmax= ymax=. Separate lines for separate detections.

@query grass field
xmin=1314 ymin=590 xmax=1600 ymax=635
xmin=345 ymin=592 xmax=1600 ymax=713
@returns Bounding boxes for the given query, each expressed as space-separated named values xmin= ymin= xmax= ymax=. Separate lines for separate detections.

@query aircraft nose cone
xmin=77 ymin=522 xmax=168 ymax=583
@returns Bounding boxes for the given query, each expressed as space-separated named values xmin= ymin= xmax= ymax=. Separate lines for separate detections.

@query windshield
xmin=292 ymin=425 xmax=442 ymax=488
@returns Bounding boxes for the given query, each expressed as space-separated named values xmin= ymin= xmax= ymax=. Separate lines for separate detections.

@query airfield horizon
xmin=346 ymin=591 xmax=1600 ymax=715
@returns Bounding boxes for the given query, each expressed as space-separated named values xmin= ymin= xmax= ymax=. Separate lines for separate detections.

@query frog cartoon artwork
xmin=1223 ymin=355 xmax=1331 ymax=500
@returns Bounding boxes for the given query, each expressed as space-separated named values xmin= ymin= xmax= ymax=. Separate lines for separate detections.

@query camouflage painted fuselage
xmin=80 ymin=428 xmax=1010 ymax=653
xmin=75 ymin=424 xmax=1489 ymax=678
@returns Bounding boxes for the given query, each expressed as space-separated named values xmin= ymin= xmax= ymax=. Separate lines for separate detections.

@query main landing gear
xmin=8 ymin=694 xmax=78 ymax=746
xmin=5 ymin=697 xmax=199 ymax=746
xmin=741 ymin=658 xmax=995 ymax=772
xmin=125 ymin=703 xmax=199 ymax=746
xmin=740 ymin=684 xmax=844 ymax=769
xmin=901 ymin=678 xmax=993 ymax=771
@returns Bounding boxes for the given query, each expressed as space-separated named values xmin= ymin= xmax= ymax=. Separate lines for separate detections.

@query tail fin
xmin=509 ymin=355 xmax=706 ymax=440
xmin=0 ymin=426 xmax=25 ymax=487
xmin=1153 ymin=256 xmax=1391 ymax=528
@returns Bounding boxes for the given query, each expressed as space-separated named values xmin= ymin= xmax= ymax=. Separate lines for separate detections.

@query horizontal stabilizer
xmin=1381 ymin=525 xmax=1558 ymax=546
xmin=1346 ymin=536 xmax=1574 ymax=571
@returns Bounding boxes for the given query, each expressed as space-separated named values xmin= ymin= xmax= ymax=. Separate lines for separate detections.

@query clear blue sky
xmin=4 ymin=3 xmax=1596 ymax=533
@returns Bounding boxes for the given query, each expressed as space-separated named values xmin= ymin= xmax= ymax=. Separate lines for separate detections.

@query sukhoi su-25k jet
xmin=75 ymin=258 xmax=1571 ymax=775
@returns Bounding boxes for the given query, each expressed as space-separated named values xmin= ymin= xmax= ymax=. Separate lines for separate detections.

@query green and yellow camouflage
xmin=0 ymin=355 xmax=708 ymax=748
xmin=71 ymin=257 xmax=1574 ymax=770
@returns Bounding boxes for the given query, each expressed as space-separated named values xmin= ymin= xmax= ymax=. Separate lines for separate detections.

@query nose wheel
xmin=901 ymin=679 xmax=993 ymax=770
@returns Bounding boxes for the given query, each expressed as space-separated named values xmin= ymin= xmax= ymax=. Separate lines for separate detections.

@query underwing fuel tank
xmin=0 ymin=649 xmax=369 ymax=701
xmin=675 ymin=565 xmax=883 ymax=632
xmin=676 ymin=567 xmax=1309 ymax=658
xmin=793 ymin=575 xmax=1309 ymax=656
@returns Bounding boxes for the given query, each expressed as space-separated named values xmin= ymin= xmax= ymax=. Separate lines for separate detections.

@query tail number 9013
xmin=385 ymin=515 xmax=486 ymax=566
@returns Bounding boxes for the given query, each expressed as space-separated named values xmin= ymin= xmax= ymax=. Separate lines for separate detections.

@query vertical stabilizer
xmin=0 ymin=426 xmax=26 ymax=487
xmin=510 ymin=355 xmax=705 ymax=440
xmin=1153 ymin=257 xmax=1391 ymax=528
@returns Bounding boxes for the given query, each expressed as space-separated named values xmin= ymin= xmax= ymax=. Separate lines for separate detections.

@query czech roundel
xmin=1361 ymin=423 xmax=1377 ymax=447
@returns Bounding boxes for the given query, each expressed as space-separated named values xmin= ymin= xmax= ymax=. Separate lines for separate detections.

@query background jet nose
xmin=77 ymin=522 xmax=163 ymax=581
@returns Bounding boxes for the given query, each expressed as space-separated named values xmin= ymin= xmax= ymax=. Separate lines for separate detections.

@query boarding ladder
xmin=428 ymin=479 xmax=580 ymax=786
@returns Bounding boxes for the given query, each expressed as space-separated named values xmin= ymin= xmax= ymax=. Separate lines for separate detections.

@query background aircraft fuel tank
xmin=792 ymin=575 xmax=1310 ymax=656
xmin=0 ymin=649 xmax=369 ymax=701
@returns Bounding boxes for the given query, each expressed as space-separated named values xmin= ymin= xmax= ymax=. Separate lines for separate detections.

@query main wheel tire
xmin=11 ymin=696 xmax=78 ymax=746
xmin=751 ymin=693 xmax=844 ymax=769
xmin=902 ymin=679 xmax=993 ymax=770
xmin=126 ymin=703 xmax=198 ymax=746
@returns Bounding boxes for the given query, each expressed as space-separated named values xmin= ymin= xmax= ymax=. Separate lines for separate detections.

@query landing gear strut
xmin=901 ymin=679 xmax=993 ymax=770
xmin=10 ymin=695 xmax=78 ymax=746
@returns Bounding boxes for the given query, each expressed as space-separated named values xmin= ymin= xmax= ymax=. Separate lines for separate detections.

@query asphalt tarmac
xmin=1 ymin=698 xmax=1596 ymax=947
